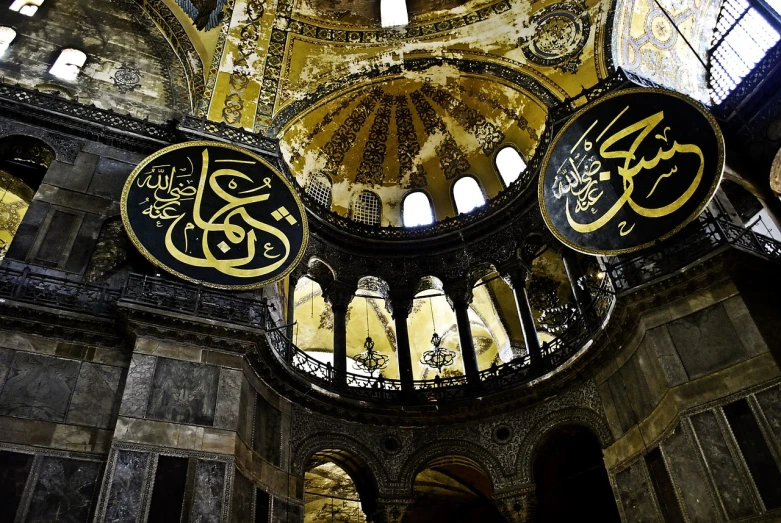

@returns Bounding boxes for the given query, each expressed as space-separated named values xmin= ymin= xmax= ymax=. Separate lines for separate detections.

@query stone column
xmin=286 ymin=274 xmax=298 ymax=363
xmin=560 ymin=247 xmax=594 ymax=327
xmin=504 ymin=267 xmax=542 ymax=369
xmin=323 ymin=282 xmax=354 ymax=389
xmin=389 ymin=292 xmax=414 ymax=393
xmin=445 ymin=282 xmax=480 ymax=385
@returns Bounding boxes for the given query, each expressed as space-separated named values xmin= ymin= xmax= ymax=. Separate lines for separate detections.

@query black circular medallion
xmin=121 ymin=141 xmax=308 ymax=290
xmin=538 ymin=88 xmax=724 ymax=255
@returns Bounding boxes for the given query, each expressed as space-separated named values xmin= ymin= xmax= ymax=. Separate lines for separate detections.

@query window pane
xmin=353 ymin=191 xmax=381 ymax=226
xmin=381 ymin=0 xmax=409 ymax=27
xmin=453 ymin=177 xmax=486 ymax=214
xmin=50 ymin=49 xmax=87 ymax=81
xmin=306 ymin=173 xmax=332 ymax=208
xmin=403 ymin=191 xmax=433 ymax=227
xmin=710 ymin=1 xmax=780 ymax=104
xmin=0 ymin=27 xmax=16 ymax=57
xmin=495 ymin=146 xmax=526 ymax=186
xmin=9 ymin=0 xmax=43 ymax=16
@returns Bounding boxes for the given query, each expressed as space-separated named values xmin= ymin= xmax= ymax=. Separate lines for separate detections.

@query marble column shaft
xmin=506 ymin=269 xmax=542 ymax=368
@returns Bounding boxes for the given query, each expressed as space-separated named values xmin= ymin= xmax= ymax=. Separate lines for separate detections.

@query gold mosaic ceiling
xmin=279 ymin=72 xmax=547 ymax=223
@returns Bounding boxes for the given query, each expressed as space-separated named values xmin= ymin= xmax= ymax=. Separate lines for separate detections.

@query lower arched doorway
xmin=403 ymin=457 xmax=504 ymax=523
xmin=303 ymin=449 xmax=376 ymax=523
xmin=533 ymin=425 xmax=620 ymax=523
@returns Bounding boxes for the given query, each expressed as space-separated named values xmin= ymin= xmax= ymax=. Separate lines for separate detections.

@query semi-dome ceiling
xmin=280 ymin=69 xmax=547 ymax=225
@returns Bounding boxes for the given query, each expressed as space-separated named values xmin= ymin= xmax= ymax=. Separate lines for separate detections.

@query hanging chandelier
xmin=352 ymin=298 xmax=390 ymax=377
xmin=420 ymin=297 xmax=457 ymax=374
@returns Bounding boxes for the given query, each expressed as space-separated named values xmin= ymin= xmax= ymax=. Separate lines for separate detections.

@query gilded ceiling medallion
xmin=520 ymin=2 xmax=591 ymax=73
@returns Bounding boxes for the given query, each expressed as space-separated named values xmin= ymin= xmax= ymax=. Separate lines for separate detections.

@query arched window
xmin=381 ymin=0 xmax=409 ymax=27
xmin=403 ymin=191 xmax=433 ymax=227
xmin=452 ymin=176 xmax=486 ymax=214
xmin=495 ymin=146 xmax=527 ymax=186
xmin=0 ymin=27 xmax=16 ymax=57
xmin=306 ymin=172 xmax=332 ymax=208
xmin=0 ymin=136 xmax=54 ymax=262
xmin=352 ymin=190 xmax=382 ymax=226
xmin=49 ymin=49 xmax=87 ymax=82
xmin=709 ymin=0 xmax=781 ymax=104
xmin=9 ymin=0 xmax=43 ymax=16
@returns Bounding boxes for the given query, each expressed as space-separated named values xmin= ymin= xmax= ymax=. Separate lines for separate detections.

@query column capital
xmin=443 ymin=280 xmax=473 ymax=309
xmin=500 ymin=265 xmax=531 ymax=290
xmin=387 ymin=289 xmax=414 ymax=319
xmin=368 ymin=498 xmax=413 ymax=523
xmin=322 ymin=281 xmax=355 ymax=311
xmin=494 ymin=490 xmax=535 ymax=523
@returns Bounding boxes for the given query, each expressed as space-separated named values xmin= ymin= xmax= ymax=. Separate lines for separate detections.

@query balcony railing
xmin=603 ymin=211 xmax=781 ymax=293
xmin=1 ymin=213 xmax=778 ymax=403
xmin=0 ymin=267 xmax=120 ymax=317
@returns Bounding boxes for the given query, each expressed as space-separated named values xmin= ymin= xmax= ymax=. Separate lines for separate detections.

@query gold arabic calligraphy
xmin=135 ymin=148 xmax=292 ymax=278
xmin=550 ymin=108 xmax=705 ymax=236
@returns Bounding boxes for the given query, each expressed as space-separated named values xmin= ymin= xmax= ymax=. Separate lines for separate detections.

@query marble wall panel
xmin=614 ymin=462 xmax=659 ymax=523
xmin=0 ymin=450 xmax=34 ymax=522
xmin=104 ymin=450 xmax=149 ymax=523
xmin=643 ymin=326 xmax=688 ymax=386
xmin=668 ymin=305 xmax=747 ymax=379
xmin=690 ymin=411 xmax=756 ymax=519
xmin=147 ymin=358 xmax=220 ymax=426
xmin=190 ymin=460 xmax=226 ymax=523
xmin=254 ymin=395 xmax=282 ymax=467
xmin=607 ymin=373 xmax=638 ymax=433
xmin=236 ymin=376 xmax=254 ymax=446
xmin=0 ymin=352 xmax=80 ymax=422
xmin=272 ymin=497 xmax=302 ymax=523
xmin=26 ymin=457 xmax=102 ymax=523
xmin=231 ymin=470 xmax=254 ymax=523
xmin=619 ymin=353 xmax=656 ymax=420
xmin=0 ymin=348 xmax=13 ymax=391
xmin=119 ymin=354 xmax=157 ymax=418
xmin=214 ymin=369 xmax=242 ymax=431
xmin=756 ymin=385 xmax=781 ymax=444
xmin=661 ymin=425 xmax=720 ymax=523
xmin=66 ymin=363 xmax=123 ymax=429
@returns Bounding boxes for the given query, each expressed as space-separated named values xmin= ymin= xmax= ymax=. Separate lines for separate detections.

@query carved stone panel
xmin=146 ymin=358 xmax=221 ymax=426
xmin=26 ymin=457 xmax=102 ymax=523
xmin=0 ymin=352 xmax=80 ymax=422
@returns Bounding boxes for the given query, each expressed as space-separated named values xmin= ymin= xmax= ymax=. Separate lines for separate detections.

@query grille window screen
xmin=352 ymin=191 xmax=382 ymax=226
xmin=306 ymin=173 xmax=332 ymax=208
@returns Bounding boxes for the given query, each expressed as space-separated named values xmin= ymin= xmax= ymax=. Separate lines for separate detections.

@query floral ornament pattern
xmin=519 ymin=2 xmax=591 ymax=74
xmin=110 ymin=63 xmax=142 ymax=94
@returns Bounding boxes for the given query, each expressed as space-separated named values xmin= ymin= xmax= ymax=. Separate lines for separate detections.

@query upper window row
xmin=0 ymin=29 xmax=86 ymax=81
xmin=9 ymin=0 xmax=43 ymax=16
xmin=305 ymin=146 xmax=527 ymax=228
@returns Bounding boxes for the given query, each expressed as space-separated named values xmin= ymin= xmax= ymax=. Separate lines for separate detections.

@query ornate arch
xmin=398 ymin=439 xmax=505 ymax=495
xmin=121 ymin=0 xmax=206 ymax=113
xmin=291 ymin=433 xmax=390 ymax=489
xmin=515 ymin=407 xmax=613 ymax=481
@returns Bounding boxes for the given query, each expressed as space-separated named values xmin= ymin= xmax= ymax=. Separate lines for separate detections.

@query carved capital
xmin=500 ymin=265 xmax=530 ymax=291
xmin=494 ymin=490 xmax=535 ymax=523
xmin=387 ymin=289 xmax=414 ymax=319
xmin=368 ymin=498 xmax=412 ymax=523
xmin=443 ymin=280 xmax=473 ymax=309
xmin=322 ymin=281 xmax=355 ymax=311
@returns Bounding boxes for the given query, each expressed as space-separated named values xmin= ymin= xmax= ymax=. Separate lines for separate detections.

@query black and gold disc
xmin=538 ymin=88 xmax=724 ymax=256
xmin=121 ymin=141 xmax=308 ymax=290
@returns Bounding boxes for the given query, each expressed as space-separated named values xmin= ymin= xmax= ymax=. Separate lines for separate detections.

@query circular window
xmin=494 ymin=425 xmax=512 ymax=443
xmin=383 ymin=436 xmax=401 ymax=454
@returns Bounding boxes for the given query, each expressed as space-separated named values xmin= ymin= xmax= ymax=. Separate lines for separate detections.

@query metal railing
xmin=0 ymin=266 xmax=120 ymax=317
xmin=603 ymin=211 xmax=781 ymax=293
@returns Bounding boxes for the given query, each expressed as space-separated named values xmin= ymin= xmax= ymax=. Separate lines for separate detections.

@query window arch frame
xmin=402 ymin=189 xmax=435 ymax=228
xmin=350 ymin=189 xmax=383 ymax=226
xmin=450 ymin=174 xmax=487 ymax=216
xmin=305 ymin=172 xmax=333 ymax=209
xmin=493 ymin=143 xmax=528 ymax=189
